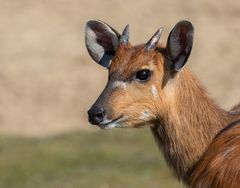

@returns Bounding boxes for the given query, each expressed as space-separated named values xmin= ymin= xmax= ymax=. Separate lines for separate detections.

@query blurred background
xmin=0 ymin=0 xmax=239 ymax=187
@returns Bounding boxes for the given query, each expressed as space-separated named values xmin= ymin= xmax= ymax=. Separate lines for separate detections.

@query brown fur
xmin=91 ymin=43 xmax=240 ymax=187
xmin=189 ymin=122 xmax=240 ymax=188
xmin=150 ymin=67 xmax=239 ymax=182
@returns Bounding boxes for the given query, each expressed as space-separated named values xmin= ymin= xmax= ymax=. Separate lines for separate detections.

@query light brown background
xmin=0 ymin=0 xmax=239 ymax=136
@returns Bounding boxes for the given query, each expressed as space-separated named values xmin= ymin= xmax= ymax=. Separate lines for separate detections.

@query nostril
xmin=95 ymin=112 xmax=104 ymax=121
xmin=88 ymin=106 xmax=105 ymax=125
xmin=93 ymin=108 xmax=105 ymax=124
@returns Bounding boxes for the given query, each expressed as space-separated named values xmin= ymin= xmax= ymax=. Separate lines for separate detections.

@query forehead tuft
xmin=109 ymin=45 xmax=160 ymax=79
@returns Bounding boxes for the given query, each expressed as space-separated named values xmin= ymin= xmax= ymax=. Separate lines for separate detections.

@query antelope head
xmin=85 ymin=20 xmax=194 ymax=129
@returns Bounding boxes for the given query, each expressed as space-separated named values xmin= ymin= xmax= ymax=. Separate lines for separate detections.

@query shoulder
xmin=189 ymin=120 xmax=240 ymax=188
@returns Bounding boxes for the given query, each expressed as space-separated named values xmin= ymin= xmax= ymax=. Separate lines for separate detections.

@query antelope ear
xmin=166 ymin=20 xmax=194 ymax=72
xmin=85 ymin=20 xmax=120 ymax=68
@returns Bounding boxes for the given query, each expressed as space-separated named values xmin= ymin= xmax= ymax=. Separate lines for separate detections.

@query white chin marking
xmin=151 ymin=85 xmax=159 ymax=99
xmin=100 ymin=116 xmax=128 ymax=129
xmin=101 ymin=123 xmax=126 ymax=130
xmin=112 ymin=81 xmax=127 ymax=90
xmin=101 ymin=123 xmax=117 ymax=130
xmin=100 ymin=119 xmax=112 ymax=125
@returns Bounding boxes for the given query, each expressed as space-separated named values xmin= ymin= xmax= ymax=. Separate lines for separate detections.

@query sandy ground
xmin=0 ymin=0 xmax=239 ymax=137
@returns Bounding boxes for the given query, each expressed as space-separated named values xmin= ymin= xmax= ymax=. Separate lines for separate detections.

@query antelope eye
xmin=136 ymin=69 xmax=151 ymax=82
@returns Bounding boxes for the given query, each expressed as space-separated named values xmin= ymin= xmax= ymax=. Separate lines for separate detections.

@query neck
xmin=151 ymin=69 xmax=236 ymax=182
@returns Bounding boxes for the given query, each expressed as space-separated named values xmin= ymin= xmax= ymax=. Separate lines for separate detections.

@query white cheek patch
xmin=151 ymin=85 xmax=159 ymax=99
xmin=112 ymin=81 xmax=127 ymax=90
xmin=139 ymin=110 xmax=153 ymax=120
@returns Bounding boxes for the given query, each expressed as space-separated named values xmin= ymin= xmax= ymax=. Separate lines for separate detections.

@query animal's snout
xmin=88 ymin=106 xmax=106 ymax=125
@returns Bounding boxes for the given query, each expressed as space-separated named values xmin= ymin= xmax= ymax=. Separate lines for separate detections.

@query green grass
xmin=0 ymin=129 xmax=184 ymax=188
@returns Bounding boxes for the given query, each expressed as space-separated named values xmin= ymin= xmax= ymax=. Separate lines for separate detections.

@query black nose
xmin=88 ymin=106 xmax=105 ymax=125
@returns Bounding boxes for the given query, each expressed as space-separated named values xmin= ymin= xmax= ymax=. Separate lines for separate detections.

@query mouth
xmin=99 ymin=116 xmax=127 ymax=129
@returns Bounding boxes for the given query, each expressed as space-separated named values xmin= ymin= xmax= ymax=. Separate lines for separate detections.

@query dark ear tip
xmin=86 ymin=20 xmax=120 ymax=38
xmin=166 ymin=20 xmax=194 ymax=72
xmin=176 ymin=20 xmax=194 ymax=31
xmin=86 ymin=20 xmax=105 ymax=27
